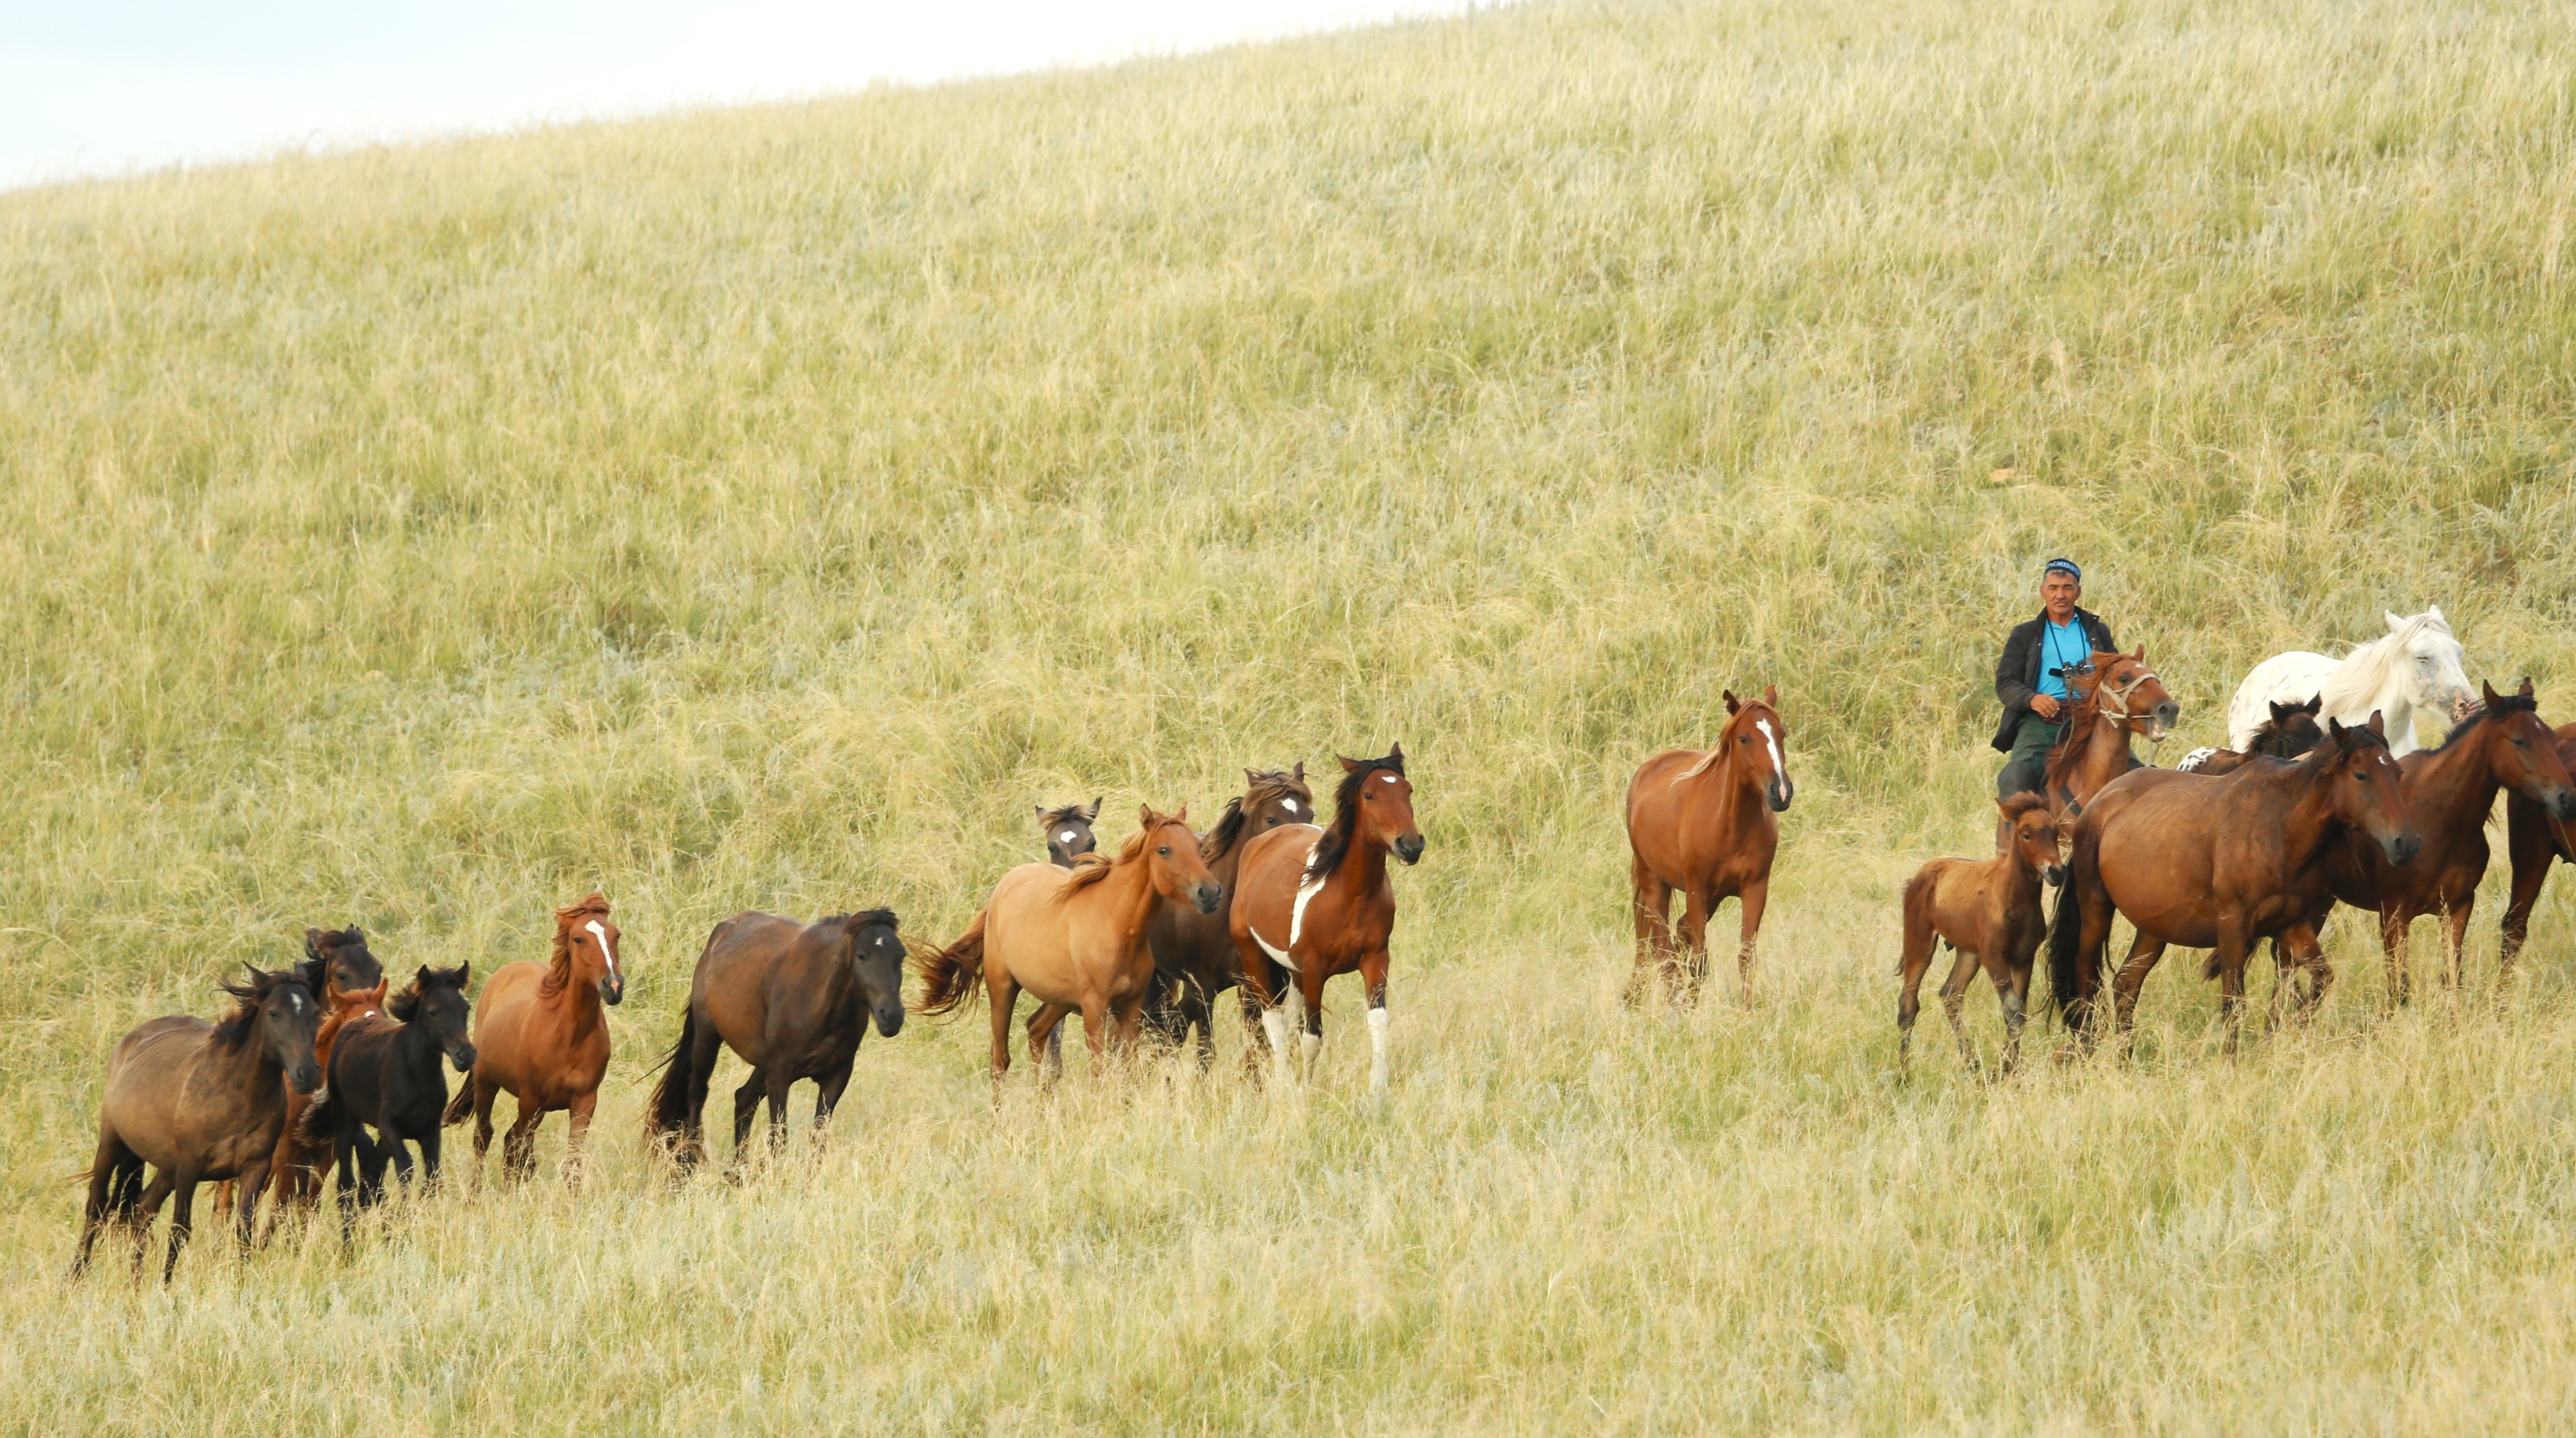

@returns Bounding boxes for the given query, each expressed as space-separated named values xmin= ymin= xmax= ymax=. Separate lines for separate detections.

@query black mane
xmin=1201 ymin=767 xmax=1314 ymax=862
xmin=2428 ymin=690 xmax=2539 ymax=753
xmin=213 ymin=966 xmax=308 ymax=1048
xmin=1305 ymin=749 xmax=1404 ymax=884
xmin=388 ymin=963 xmax=471 ymax=1022
xmin=828 ymin=908 xmax=901 ymax=935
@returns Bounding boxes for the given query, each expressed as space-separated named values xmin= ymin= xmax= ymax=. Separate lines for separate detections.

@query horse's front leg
xmin=1734 ymin=878 xmax=1771 ymax=1007
xmin=564 ymin=1090 xmax=597 ymax=1191
xmin=232 ymin=1156 xmax=272 ymax=1250
xmin=1360 ymin=949 xmax=1392 ymax=1095
xmin=2213 ymin=925 xmax=2252 ymax=1056
xmin=161 ymin=1171 xmax=201 ymax=1283
xmin=2379 ymin=905 xmax=2415 ymax=1008
xmin=1676 ymin=888 xmax=1713 ymax=1005
xmin=416 ymin=1127 xmax=442 ymax=1191
xmin=2441 ymin=895 xmax=2474 ymax=993
xmin=812 ymin=1056 xmax=855 ymax=1131
xmin=763 ymin=1070 xmax=795 ymax=1152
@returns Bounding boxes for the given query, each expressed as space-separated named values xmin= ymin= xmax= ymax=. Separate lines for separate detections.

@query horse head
xmin=1998 ymin=792 xmax=2065 ymax=886
xmin=1722 ymin=688 xmax=1795 ymax=812
xmin=553 ymin=893 xmax=625 ymax=1006
xmin=1246 ymin=763 xmax=1313 ymax=833
xmin=2252 ymin=696 xmax=2325 ymax=761
xmin=1038 ymin=798 xmax=1102 ymax=868
xmin=2469 ymin=680 xmax=2576 ymax=821
xmin=2087 ymin=648 xmax=2178 ymax=745
xmin=1341 ymin=744 xmax=1426 ymax=863
xmin=302 ymin=925 xmax=383 ymax=1001
xmin=2389 ymin=608 xmax=2477 ymax=725
xmin=2325 ymin=711 xmax=2421 ymax=866
xmin=842 ymin=910 xmax=907 ymax=1038
xmin=229 ymin=965 xmax=323 ymax=1095
xmin=393 ymin=964 xmax=477 ymax=1072
xmin=1136 ymin=805 xmax=1225 ymax=914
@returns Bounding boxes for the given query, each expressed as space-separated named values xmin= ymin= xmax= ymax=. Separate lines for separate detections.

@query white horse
xmin=2225 ymin=607 xmax=2475 ymax=758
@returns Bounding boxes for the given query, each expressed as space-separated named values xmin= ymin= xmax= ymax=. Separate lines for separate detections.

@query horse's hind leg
xmin=2109 ymin=932 xmax=2168 ymax=1049
xmin=73 ymin=1129 xmax=136 ymax=1275
xmin=501 ymin=1097 xmax=545 ymax=1181
xmin=1627 ymin=860 xmax=1676 ymax=1006
xmin=128 ymin=1168 xmax=176 ymax=1273
xmin=160 ymin=1171 xmax=202 ymax=1283
xmin=1676 ymin=889 xmax=1714 ymax=1005
xmin=2378 ymin=907 xmax=2416 ymax=1008
xmin=987 ymin=975 xmax=1020 ymax=1098
xmin=469 ymin=1074 xmax=499 ymax=1160
xmin=2441 ymin=896 xmax=2474 ymax=993
xmin=731 ymin=1070 xmax=766 ymax=1159
xmin=1938 ymin=946 xmax=1983 ymax=1078
xmin=1026 ymin=1004 xmax=1068 ymax=1088
xmin=1896 ymin=926 xmax=1936 ymax=1078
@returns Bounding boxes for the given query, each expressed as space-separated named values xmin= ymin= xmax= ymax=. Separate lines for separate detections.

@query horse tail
xmin=915 ymin=909 xmax=990 ymax=1018
xmin=303 ymin=1084 xmax=342 ymax=1147
xmin=2047 ymin=821 xmax=2099 ymax=1025
xmin=644 ymin=1005 xmax=700 ymax=1139
xmin=1896 ymin=868 xmax=1937 ymax=976
xmin=438 ymin=1070 xmax=473 ymax=1127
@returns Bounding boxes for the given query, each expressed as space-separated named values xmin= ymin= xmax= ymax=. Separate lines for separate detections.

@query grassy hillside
xmin=4 ymin=0 xmax=2576 ymax=1428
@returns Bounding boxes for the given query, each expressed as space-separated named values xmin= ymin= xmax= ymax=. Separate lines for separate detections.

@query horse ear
xmin=2327 ymin=718 xmax=2349 ymax=742
xmin=1763 ymin=684 xmax=1779 ymax=708
xmin=456 ymin=961 xmax=469 ymax=987
xmin=1084 ymin=797 xmax=1102 ymax=822
xmin=1723 ymin=690 xmax=1741 ymax=714
xmin=418 ymin=965 xmax=435 ymax=986
xmin=1173 ymin=803 xmax=1188 ymax=823
xmin=1034 ymin=804 xmax=1047 ymax=821
xmin=1389 ymin=740 xmax=1403 ymax=762
xmin=1292 ymin=762 xmax=1304 ymax=781
xmin=2484 ymin=679 xmax=2503 ymax=707
xmin=2387 ymin=611 xmax=2407 ymax=632
xmin=2298 ymin=695 xmax=2322 ymax=715
xmin=304 ymin=928 xmax=326 ymax=958
xmin=1246 ymin=768 xmax=1260 ymax=785
xmin=2271 ymin=700 xmax=2294 ymax=724
xmin=2130 ymin=646 xmax=2145 ymax=662
xmin=2367 ymin=709 xmax=2387 ymax=735
xmin=1339 ymin=756 xmax=1363 ymax=774
xmin=1138 ymin=802 xmax=1156 ymax=829
xmin=2520 ymin=677 xmax=2536 ymax=698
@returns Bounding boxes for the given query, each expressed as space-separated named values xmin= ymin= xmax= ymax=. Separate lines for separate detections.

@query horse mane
xmin=538 ymin=892 xmax=612 ymax=999
xmin=212 ymin=966 xmax=301 ymax=1049
xmin=2321 ymin=611 xmax=2452 ymax=716
xmin=824 ymin=907 xmax=900 ymax=933
xmin=1306 ymin=748 xmax=1405 ymax=884
xmin=2426 ymin=688 xmax=2538 ymax=753
xmin=388 ymin=964 xmax=470 ymax=1022
xmin=2039 ymin=672 xmax=2112 ymax=794
xmin=1677 ymin=703 xmax=1773 ymax=782
xmin=2300 ymin=716 xmax=2393 ymax=774
xmin=1997 ymin=791 xmax=2050 ymax=823
xmin=1060 ymin=828 xmax=1150 ymax=896
xmin=1037 ymin=800 xmax=1098 ymax=830
xmin=1200 ymin=768 xmax=1312 ymax=861
xmin=292 ymin=925 xmax=367 ymax=995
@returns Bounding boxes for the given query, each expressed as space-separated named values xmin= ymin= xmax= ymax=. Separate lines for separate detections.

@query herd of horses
xmin=67 ymin=609 xmax=2576 ymax=1280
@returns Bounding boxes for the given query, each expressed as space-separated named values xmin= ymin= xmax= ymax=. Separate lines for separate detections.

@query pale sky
xmin=1 ymin=1 xmax=1487 ymax=191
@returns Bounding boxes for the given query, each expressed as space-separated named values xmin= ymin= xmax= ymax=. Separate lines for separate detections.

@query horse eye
xmin=1156 ymin=846 xmax=1170 ymax=856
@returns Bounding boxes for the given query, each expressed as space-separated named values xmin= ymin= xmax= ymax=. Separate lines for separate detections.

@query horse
xmin=917 ymin=806 xmax=1222 ymax=1090
xmin=2227 ymin=608 xmax=2476 ymax=757
xmin=1625 ymin=689 xmax=1793 ymax=1005
xmin=2322 ymin=681 xmax=2576 ymax=1000
xmin=73 ymin=966 xmax=322 ymax=1280
xmin=2047 ymin=713 xmax=2419 ymax=1052
xmin=2176 ymin=697 xmax=2325 ymax=777
xmin=2501 ymin=719 xmax=2576 ymax=977
xmin=645 ymin=909 xmax=907 ymax=1170
xmin=210 ymin=924 xmax=386 ymax=1221
xmin=439 ymin=894 xmax=625 ymax=1184
xmin=308 ymin=965 xmax=475 ymax=1215
xmin=1137 ymin=764 xmax=1315 ymax=1065
xmin=1897 ymin=793 xmax=2066 ymax=1078
xmin=2030 ymin=648 xmax=2176 ymax=848
xmin=262 ymin=977 xmax=387 ymax=1229
xmin=1038 ymin=799 xmax=1103 ymax=868
xmin=1228 ymin=746 xmax=1425 ymax=1091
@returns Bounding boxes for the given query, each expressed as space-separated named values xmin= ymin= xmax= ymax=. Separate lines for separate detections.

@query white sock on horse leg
xmin=1367 ymin=1007 xmax=1389 ymax=1092
xmin=1259 ymin=1009 xmax=1292 ymax=1084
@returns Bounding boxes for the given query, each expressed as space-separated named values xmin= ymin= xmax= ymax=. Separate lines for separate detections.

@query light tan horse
xmin=439 ymin=893 xmax=625 ymax=1183
xmin=1625 ymin=687 xmax=1794 ymax=1005
xmin=1897 ymin=794 xmax=2064 ymax=1078
xmin=1228 ymin=746 xmax=1424 ymax=1092
xmin=916 ymin=806 xmax=1222 ymax=1091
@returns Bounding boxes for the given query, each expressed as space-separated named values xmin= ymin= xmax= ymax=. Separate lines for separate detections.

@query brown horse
xmin=2175 ymin=697 xmax=2325 ymax=778
xmin=646 ymin=909 xmax=907 ymax=1169
xmin=439 ymin=893 xmax=625 ymax=1183
xmin=2038 ymin=648 xmax=2176 ymax=823
xmin=2048 ymin=714 xmax=2420 ymax=1052
xmin=264 ymin=977 xmax=387 ymax=1227
xmin=2326 ymin=681 xmax=2576 ymax=1000
xmin=1229 ymin=746 xmax=1424 ymax=1091
xmin=1039 ymin=799 xmax=1103 ymax=868
xmin=1142 ymin=764 xmax=1315 ymax=1065
xmin=74 ymin=966 xmax=322 ymax=1280
xmin=1897 ymin=793 xmax=2065 ymax=1078
xmin=2500 ymin=719 xmax=2576 ymax=978
xmin=1626 ymin=689 xmax=1793 ymax=1005
xmin=917 ymin=806 xmax=1222 ymax=1090
xmin=212 ymin=925 xmax=386 ymax=1218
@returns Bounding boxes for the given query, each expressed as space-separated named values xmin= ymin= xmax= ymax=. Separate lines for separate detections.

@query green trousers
xmin=1997 ymin=713 xmax=2063 ymax=800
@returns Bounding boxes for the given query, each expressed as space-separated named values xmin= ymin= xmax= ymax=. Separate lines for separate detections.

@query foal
xmin=1898 ymin=794 xmax=2064 ymax=1077
xmin=313 ymin=965 xmax=475 ymax=1211
xmin=1038 ymin=799 xmax=1103 ymax=867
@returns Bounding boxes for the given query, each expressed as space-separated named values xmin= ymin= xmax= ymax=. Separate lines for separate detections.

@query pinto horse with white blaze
xmin=1228 ymin=746 xmax=1424 ymax=1092
xmin=1625 ymin=688 xmax=1793 ymax=1005
xmin=2227 ymin=608 xmax=2475 ymax=757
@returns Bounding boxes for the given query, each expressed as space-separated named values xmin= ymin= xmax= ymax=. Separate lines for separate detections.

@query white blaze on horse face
xmin=1754 ymin=719 xmax=1785 ymax=782
xmin=585 ymin=920 xmax=620 ymax=982
xmin=1378 ymin=773 xmax=1401 ymax=784
xmin=1058 ymin=829 xmax=1078 ymax=846
xmin=1281 ymin=798 xmax=1298 ymax=814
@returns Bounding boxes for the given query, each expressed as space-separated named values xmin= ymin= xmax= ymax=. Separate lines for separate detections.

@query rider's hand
xmin=2031 ymin=694 xmax=2061 ymax=720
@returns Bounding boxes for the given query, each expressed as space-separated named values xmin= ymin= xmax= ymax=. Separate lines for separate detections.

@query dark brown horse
xmin=1143 ymin=764 xmax=1314 ymax=1065
xmin=2048 ymin=714 xmax=2420 ymax=1052
xmin=440 ymin=894 xmax=625 ymax=1184
xmin=1229 ymin=747 xmax=1424 ymax=1091
xmin=2326 ymin=681 xmax=2576 ymax=999
xmin=212 ymin=925 xmax=385 ymax=1219
xmin=74 ymin=967 xmax=322 ymax=1279
xmin=1898 ymin=793 xmax=2065 ymax=1078
xmin=1625 ymin=689 xmax=1792 ymax=1004
xmin=646 ymin=909 xmax=907 ymax=1169
xmin=2175 ymin=697 xmax=2326 ymax=778
xmin=2500 ymin=718 xmax=2576 ymax=978
xmin=310 ymin=965 xmax=476 ymax=1213
xmin=1039 ymin=799 xmax=1103 ymax=868
xmin=2038 ymin=648 xmax=2176 ymax=823
xmin=263 ymin=977 xmax=386 ymax=1228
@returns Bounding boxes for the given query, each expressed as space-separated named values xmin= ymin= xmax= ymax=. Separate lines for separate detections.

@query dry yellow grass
xmin=4 ymin=0 xmax=2576 ymax=1429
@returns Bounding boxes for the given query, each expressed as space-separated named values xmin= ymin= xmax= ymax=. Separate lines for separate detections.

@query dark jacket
xmin=1990 ymin=606 xmax=2117 ymax=752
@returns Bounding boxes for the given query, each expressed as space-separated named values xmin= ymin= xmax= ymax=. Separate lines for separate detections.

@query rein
xmin=2091 ymin=666 xmax=2165 ymax=736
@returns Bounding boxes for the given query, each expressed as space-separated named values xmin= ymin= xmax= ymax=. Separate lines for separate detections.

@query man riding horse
xmin=1992 ymin=557 xmax=2119 ymax=800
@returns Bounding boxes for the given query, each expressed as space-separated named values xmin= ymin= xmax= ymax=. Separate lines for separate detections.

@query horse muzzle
xmin=2382 ymin=830 xmax=2423 ymax=867
xmin=2150 ymin=702 xmax=2179 ymax=741
xmin=447 ymin=1042 xmax=478 ymax=1073
xmin=1394 ymin=835 xmax=1426 ymax=865
xmin=599 ymin=975 xmax=625 ymax=1006
xmin=1766 ymin=780 xmax=1793 ymax=813
xmin=2043 ymin=864 xmax=2066 ymax=888
xmin=289 ymin=1062 xmax=322 ymax=1095
xmin=873 ymin=1004 xmax=906 ymax=1038
xmin=2550 ymin=790 xmax=2576 ymax=823
xmin=1191 ymin=881 xmax=1224 ymax=915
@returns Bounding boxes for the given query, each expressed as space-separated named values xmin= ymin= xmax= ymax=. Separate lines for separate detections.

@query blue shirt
xmin=2036 ymin=615 xmax=2090 ymax=701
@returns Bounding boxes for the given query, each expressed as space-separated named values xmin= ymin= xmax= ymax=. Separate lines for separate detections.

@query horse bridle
xmin=2084 ymin=662 xmax=2165 ymax=737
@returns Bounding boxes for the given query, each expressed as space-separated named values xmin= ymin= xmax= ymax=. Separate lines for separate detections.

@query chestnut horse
xmin=2175 ymin=697 xmax=2325 ymax=778
xmin=2048 ymin=714 xmax=2420 ymax=1052
xmin=646 ymin=909 xmax=907 ymax=1169
xmin=74 ymin=966 xmax=321 ymax=1280
xmin=440 ymin=894 xmax=625 ymax=1183
xmin=2038 ymin=648 xmax=2176 ymax=823
xmin=2501 ymin=718 xmax=2576 ymax=977
xmin=916 ymin=806 xmax=1222 ymax=1090
xmin=2325 ymin=681 xmax=2576 ymax=1000
xmin=1228 ymin=746 xmax=1424 ymax=1091
xmin=1038 ymin=799 xmax=1103 ymax=868
xmin=1626 ymin=688 xmax=1793 ymax=1005
xmin=1897 ymin=793 xmax=2065 ymax=1078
